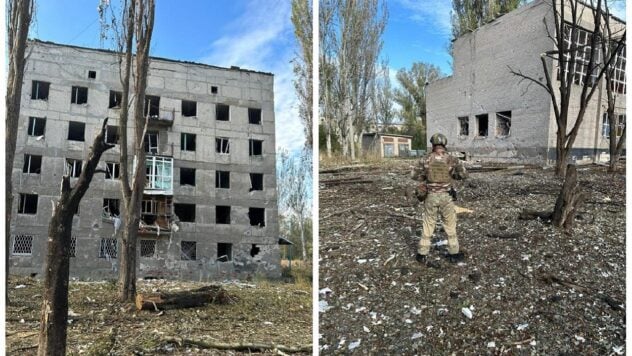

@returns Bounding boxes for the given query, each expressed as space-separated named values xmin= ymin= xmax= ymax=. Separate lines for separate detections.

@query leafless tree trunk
xmin=37 ymin=119 xmax=115 ymax=356
xmin=320 ymin=1 xmax=335 ymax=158
xmin=291 ymin=0 xmax=314 ymax=149
xmin=5 ymin=0 xmax=34 ymax=305
xmin=552 ymin=164 xmax=584 ymax=230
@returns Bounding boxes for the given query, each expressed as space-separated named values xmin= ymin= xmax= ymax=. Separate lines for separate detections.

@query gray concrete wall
xmin=10 ymin=40 xmax=281 ymax=280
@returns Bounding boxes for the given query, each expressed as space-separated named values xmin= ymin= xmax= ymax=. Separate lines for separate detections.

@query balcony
xmin=139 ymin=195 xmax=174 ymax=235
xmin=145 ymin=156 xmax=173 ymax=195
xmin=147 ymin=108 xmax=175 ymax=127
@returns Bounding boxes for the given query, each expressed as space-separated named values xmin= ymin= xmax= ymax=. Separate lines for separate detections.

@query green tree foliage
xmin=291 ymin=0 xmax=313 ymax=148
xmin=393 ymin=62 xmax=443 ymax=150
xmin=451 ymin=0 xmax=523 ymax=38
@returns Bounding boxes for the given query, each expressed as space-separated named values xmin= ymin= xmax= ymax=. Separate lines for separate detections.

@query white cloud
xmin=198 ymin=0 xmax=305 ymax=152
xmin=394 ymin=0 xmax=453 ymax=36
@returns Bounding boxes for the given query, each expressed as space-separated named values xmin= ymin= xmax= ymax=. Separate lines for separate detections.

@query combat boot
xmin=415 ymin=254 xmax=427 ymax=264
xmin=447 ymin=252 xmax=465 ymax=263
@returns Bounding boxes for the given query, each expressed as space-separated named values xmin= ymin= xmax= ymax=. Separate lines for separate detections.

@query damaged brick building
xmin=427 ymin=0 xmax=626 ymax=164
xmin=10 ymin=40 xmax=281 ymax=280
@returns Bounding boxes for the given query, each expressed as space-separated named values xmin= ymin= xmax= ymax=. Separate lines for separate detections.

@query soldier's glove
xmin=415 ymin=184 xmax=428 ymax=202
xmin=449 ymin=187 xmax=457 ymax=201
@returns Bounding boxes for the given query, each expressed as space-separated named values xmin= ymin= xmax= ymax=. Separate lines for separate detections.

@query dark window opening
xmin=180 ymin=168 xmax=196 ymax=186
xmin=216 ymin=137 xmax=230 ymax=154
xmin=174 ymin=203 xmax=196 ymax=222
xmin=211 ymin=86 xmax=218 ymax=94
xmin=141 ymin=200 xmax=157 ymax=224
xmin=106 ymin=162 xmax=120 ymax=179
xmin=249 ymin=139 xmax=263 ymax=156
xmin=476 ymin=114 xmax=488 ymax=137
xmin=216 ymin=104 xmax=229 ymax=121
xmin=140 ymin=239 xmax=156 ymax=258
xmin=217 ymin=243 xmax=232 ymax=262
xmin=144 ymin=95 xmax=160 ymax=117
xmin=248 ymin=208 xmax=265 ymax=227
xmin=66 ymin=158 xmax=83 ymax=178
xmin=458 ymin=116 xmax=469 ymax=136
xmin=496 ymin=111 xmax=511 ymax=136
xmin=99 ymin=238 xmax=117 ymax=259
xmin=248 ymin=108 xmax=262 ymax=124
xmin=145 ymin=131 xmax=159 ymax=154
xmin=31 ymin=80 xmax=50 ymax=100
xmin=23 ymin=154 xmax=42 ymax=174
xmin=216 ymin=205 xmax=231 ymax=224
xmin=70 ymin=237 xmax=77 ymax=257
xmin=181 ymin=133 xmax=196 ymax=151
xmin=182 ymin=100 xmax=197 ymax=117
xmin=18 ymin=193 xmax=38 ymax=215
xmin=249 ymin=173 xmax=263 ymax=191
xmin=250 ymin=244 xmax=260 ymax=257
xmin=216 ymin=171 xmax=230 ymax=189
xmin=103 ymin=198 xmax=120 ymax=217
xmin=71 ymin=86 xmax=88 ymax=104
xmin=28 ymin=117 xmax=46 ymax=136
xmin=109 ymin=90 xmax=122 ymax=108
xmin=181 ymin=241 xmax=197 ymax=260
xmin=88 ymin=70 xmax=97 ymax=79
xmin=12 ymin=235 xmax=33 ymax=255
xmin=68 ymin=121 xmax=85 ymax=141
xmin=106 ymin=125 xmax=119 ymax=144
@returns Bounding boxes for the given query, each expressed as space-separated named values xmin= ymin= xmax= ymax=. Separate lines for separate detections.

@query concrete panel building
xmin=361 ymin=133 xmax=413 ymax=157
xmin=10 ymin=40 xmax=281 ymax=280
xmin=427 ymin=0 xmax=626 ymax=164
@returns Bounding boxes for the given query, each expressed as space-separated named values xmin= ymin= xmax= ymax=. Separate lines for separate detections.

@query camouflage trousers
xmin=418 ymin=192 xmax=459 ymax=255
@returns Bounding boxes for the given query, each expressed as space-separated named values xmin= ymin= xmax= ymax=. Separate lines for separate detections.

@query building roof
xmin=28 ymin=39 xmax=275 ymax=77
xmin=363 ymin=132 xmax=413 ymax=139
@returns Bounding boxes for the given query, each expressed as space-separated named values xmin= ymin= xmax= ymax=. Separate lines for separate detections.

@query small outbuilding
xmin=362 ymin=133 xmax=413 ymax=158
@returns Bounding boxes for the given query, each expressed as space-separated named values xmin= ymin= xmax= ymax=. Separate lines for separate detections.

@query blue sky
xmin=31 ymin=0 xmax=304 ymax=152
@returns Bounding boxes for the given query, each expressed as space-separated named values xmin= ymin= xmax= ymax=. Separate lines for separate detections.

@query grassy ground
xmin=6 ymin=267 xmax=312 ymax=355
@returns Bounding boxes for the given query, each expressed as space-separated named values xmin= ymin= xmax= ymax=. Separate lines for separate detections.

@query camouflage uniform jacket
xmin=411 ymin=149 xmax=467 ymax=193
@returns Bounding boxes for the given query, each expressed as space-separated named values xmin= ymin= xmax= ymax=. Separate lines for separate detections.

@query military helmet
xmin=430 ymin=133 xmax=448 ymax=146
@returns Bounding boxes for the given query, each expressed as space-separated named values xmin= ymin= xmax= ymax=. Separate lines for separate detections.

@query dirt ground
xmin=319 ymin=159 xmax=625 ymax=355
xmin=6 ymin=269 xmax=312 ymax=355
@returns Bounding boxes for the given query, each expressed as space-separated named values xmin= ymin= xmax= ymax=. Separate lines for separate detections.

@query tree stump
xmin=552 ymin=164 xmax=585 ymax=231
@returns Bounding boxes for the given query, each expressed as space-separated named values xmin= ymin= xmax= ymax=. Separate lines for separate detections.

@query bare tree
xmin=5 ymin=0 xmax=34 ymax=304
xmin=320 ymin=0 xmax=337 ymax=158
xmin=372 ymin=60 xmax=394 ymax=132
xmin=37 ymin=119 xmax=115 ymax=356
xmin=509 ymin=0 xmax=625 ymax=177
xmin=291 ymin=0 xmax=314 ymax=149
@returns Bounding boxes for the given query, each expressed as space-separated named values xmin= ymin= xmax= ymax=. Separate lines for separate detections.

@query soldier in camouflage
xmin=411 ymin=133 xmax=467 ymax=264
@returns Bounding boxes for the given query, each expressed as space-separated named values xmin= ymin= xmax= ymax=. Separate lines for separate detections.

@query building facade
xmin=10 ymin=40 xmax=281 ymax=280
xmin=427 ymin=0 xmax=626 ymax=164
xmin=362 ymin=133 xmax=413 ymax=157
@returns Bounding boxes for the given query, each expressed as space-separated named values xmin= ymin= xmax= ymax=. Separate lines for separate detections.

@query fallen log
xmin=135 ymin=285 xmax=234 ymax=311
xmin=518 ymin=209 xmax=553 ymax=221
xmin=164 ymin=337 xmax=313 ymax=353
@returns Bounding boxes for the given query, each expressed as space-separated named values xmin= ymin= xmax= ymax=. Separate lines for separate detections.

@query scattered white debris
xmin=19 ymin=319 xmax=25 ymax=323
xmin=426 ymin=325 xmax=433 ymax=332
xmin=384 ymin=254 xmax=396 ymax=266
xmin=574 ymin=335 xmax=585 ymax=343
xmin=516 ymin=323 xmax=528 ymax=331
xmin=492 ymin=310 xmax=501 ymax=315
xmin=15 ymin=285 xmax=26 ymax=289
xmin=68 ymin=309 xmax=81 ymax=317
xmin=530 ymin=340 xmax=537 ymax=346
xmin=369 ymin=312 xmax=377 ymax=319
xmin=319 ymin=300 xmax=333 ymax=313
xmin=363 ymin=326 xmax=370 ymax=333
xmin=405 ymin=319 xmax=413 ymax=324
xmin=487 ymin=341 xmax=496 ymax=348
xmin=348 ymin=339 xmax=361 ymax=350
xmin=612 ymin=345 xmax=624 ymax=355
xmin=319 ymin=287 xmax=333 ymax=295
xmin=357 ymin=259 xmax=367 ymax=264
xmin=461 ymin=307 xmax=473 ymax=319
xmin=433 ymin=240 xmax=448 ymax=247
xmin=411 ymin=332 xmax=424 ymax=340
xmin=263 ymin=321 xmax=273 ymax=325
xmin=411 ymin=307 xmax=422 ymax=315
xmin=355 ymin=307 xmax=366 ymax=313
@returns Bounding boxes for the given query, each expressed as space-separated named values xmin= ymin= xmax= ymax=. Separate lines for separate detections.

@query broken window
xmin=31 ymin=80 xmax=50 ymax=100
xmin=458 ymin=116 xmax=469 ymax=136
xmin=217 ymin=243 xmax=232 ymax=262
xmin=106 ymin=162 xmax=120 ymax=180
xmin=103 ymin=198 xmax=120 ymax=217
xmin=140 ymin=239 xmax=156 ymax=258
xmin=249 ymin=139 xmax=263 ymax=156
xmin=145 ymin=156 xmax=173 ymax=191
xmin=12 ymin=235 xmax=33 ymax=255
xmin=182 ymin=100 xmax=197 ymax=117
xmin=216 ymin=137 xmax=230 ymax=154
xmin=180 ymin=167 xmax=196 ymax=186
xmin=216 ymin=206 xmax=231 ymax=224
xmin=99 ymin=238 xmax=117 ymax=259
xmin=216 ymin=104 xmax=230 ymax=121
xmin=609 ymin=45 xmax=626 ymax=94
xmin=174 ymin=203 xmax=195 ymax=222
xmin=602 ymin=113 xmax=611 ymax=137
xmin=65 ymin=158 xmax=83 ymax=178
xmin=250 ymin=244 xmax=260 ymax=257
xmin=88 ymin=70 xmax=97 ymax=79
xmin=70 ymin=237 xmax=77 ymax=257
xmin=211 ymin=86 xmax=218 ymax=94
xmin=71 ymin=86 xmax=88 ymax=104
xmin=249 ymin=173 xmax=263 ymax=191
xmin=144 ymin=95 xmax=160 ymax=117
xmin=145 ymin=131 xmax=159 ymax=154
xmin=109 ymin=90 xmax=122 ymax=109
xmin=22 ymin=154 xmax=42 ymax=174
xmin=18 ymin=193 xmax=38 ymax=214
xmin=248 ymin=108 xmax=262 ymax=124
xmin=141 ymin=200 xmax=157 ymax=224
xmin=216 ymin=171 xmax=230 ymax=189
xmin=105 ymin=125 xmax=119 ymax=145
xmin=476 ymin=114 xmax=488 ymax=137
xmin=248 ymin=207 xmax=265 ymax=227
xmin=68 ymin=121 xmax=85 ymax=141
xmin=180 ymin=241 xmax=197 ymax=260
xmin=617 ymin=114 xmax=626 ymax=137
xmin=181 ymin=133 xmax=196 ymax=151
xmin=28 ymin=117 xmax=46 ymax=137
xmin=559 ymin=24 xmax=600 ymax=87
xmin=496 ymin=111 xmax=511 ymax=137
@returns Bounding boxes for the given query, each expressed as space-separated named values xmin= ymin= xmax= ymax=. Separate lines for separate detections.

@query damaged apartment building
xmin=9 ymin=40 xmax=281 ymax=280
xmin=427 ymin=0 xmax=626 ymax=163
